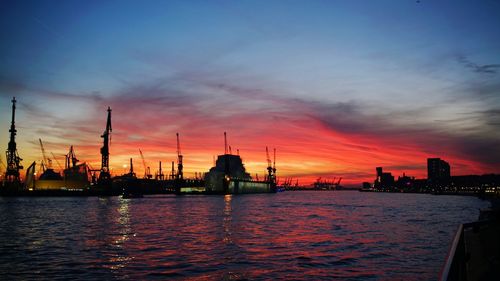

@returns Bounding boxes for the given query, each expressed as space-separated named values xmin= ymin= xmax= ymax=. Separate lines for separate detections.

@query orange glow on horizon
xmin=3 ymin=102 xmax=493 ymax=187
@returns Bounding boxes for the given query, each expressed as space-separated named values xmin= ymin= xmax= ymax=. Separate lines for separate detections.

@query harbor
xmin=1 ymin=97 xmax=277 ymax=197
xmin=2 ymin=1 xmax=500 ymax=280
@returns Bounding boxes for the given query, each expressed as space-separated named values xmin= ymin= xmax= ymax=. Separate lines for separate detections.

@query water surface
xmin=0 ymin=191 xmax=489 ymax=280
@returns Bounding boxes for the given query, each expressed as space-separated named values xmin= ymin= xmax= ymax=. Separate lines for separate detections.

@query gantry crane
xmin=176 ymin=133 xmax=183 ymax=180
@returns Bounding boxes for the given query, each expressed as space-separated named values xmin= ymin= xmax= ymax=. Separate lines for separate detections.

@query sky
xmin=1 ymin=0 xmax=500 ymax=186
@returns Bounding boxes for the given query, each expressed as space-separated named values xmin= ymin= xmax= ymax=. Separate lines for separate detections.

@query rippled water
xmin=0 ymin=191 xmax=489 ymax=280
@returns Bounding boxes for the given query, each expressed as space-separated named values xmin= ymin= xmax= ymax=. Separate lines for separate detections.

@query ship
xmin=25 ymin=146 xmax=92 ymax=192
xmin=200 ymin=136 xmax=277 ymax=194
xmin=112 ymin=158 xmax=144 ymax=198
xmin=203 ymin=153 xmax=275 ymax=194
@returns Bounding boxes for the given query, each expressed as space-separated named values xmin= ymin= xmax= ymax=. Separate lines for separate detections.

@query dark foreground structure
xmin=440 ymin=201 xmax=500 ymax=281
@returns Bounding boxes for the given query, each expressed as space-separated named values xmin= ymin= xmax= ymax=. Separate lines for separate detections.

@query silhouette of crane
xmin=5 ymin=97 xmax=23 ymax=182
xmin=98 ymin=106 xmax=112 ymax=184
xmin=139 ymin=149 xmax=152 ymax=179
xmin=39 ymin=138 xmax=51 ymax=171
xmin=266 ymin=146 xmax=272 ymax=181
xmin=176 ymin=133 xmax=183 ymax=180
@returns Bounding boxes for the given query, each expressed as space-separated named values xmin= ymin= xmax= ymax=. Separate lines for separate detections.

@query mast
xmin=65 ymin=145 xmax=78 ymax=170
xmin=224 ymin=131 xmax=228 ymax=154
xmin=99 ymin=106 xmax=112 ymax=182
xmin=273 ymin=148 xmax=276 ymax=177
xmin=129 ymin=158 xmax=135 ymax=176
xmin=5 ymin=97 xmax=23 ymax=182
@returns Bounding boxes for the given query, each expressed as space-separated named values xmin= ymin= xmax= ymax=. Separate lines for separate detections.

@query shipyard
xmin=0 ymin=97 xmax=278 ymax=197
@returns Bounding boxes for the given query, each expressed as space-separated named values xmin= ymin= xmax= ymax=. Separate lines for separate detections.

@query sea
xmin=0 ymin=191 xmax=490 ymax=280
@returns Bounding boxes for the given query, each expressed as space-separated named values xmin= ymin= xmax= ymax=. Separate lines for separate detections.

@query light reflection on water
xmin=0 ymin=192 xmax=490 ymax=280
xmin=223 ymin=194 xmax=232 ymax=245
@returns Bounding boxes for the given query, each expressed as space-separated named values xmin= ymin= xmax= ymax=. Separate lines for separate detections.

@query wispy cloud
xmin=457 ymin=54 xmax=500 ymax=74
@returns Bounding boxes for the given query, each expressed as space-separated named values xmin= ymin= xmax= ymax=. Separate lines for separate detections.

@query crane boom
xmin=51 ymin=152 xmax=63 ymax=170
xmin=266 ymin=146 xmax=271 ymax=167
xmin=39 ymin=138 xmax=51 ymax=169
xmin=139 ymin=149 xmax=147 ymax=178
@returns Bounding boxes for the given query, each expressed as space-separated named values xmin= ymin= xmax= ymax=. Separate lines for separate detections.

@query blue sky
xmin=1 ymin=0 xmax=499 ymax=182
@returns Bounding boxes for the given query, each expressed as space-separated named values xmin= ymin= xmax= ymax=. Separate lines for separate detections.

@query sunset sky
xmin=1 ymin=1 xmax=499 ymax=186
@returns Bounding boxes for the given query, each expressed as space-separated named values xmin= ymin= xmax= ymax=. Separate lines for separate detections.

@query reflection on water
xmin=0 ymin=192 xmax=490 ymax=280
xmin=223 ymin=195 xmax=232 ymax=245
xmin=108 ymin=198 xmax=133 ymax=271
xmin=116 ymin=198 xmax=131 ymax=247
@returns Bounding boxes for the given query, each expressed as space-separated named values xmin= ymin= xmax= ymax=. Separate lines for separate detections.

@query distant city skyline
xmin=1 ymin=1 xmax=499 ymax=185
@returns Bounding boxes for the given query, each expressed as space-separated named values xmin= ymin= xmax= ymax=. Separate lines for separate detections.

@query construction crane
xmin=139 ymin=149 xmax=152 ymax=179
xmin=176 ymin=133 xmax=183 ymax=180
xmin=51 ymin=152 xmax=63 ymax=171
xmin=39 ymin=138 xmax=51 ymax=170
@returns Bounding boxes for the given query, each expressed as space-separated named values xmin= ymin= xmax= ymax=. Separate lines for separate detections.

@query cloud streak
xmin=457 ymin=55 xmax=500 ymax=74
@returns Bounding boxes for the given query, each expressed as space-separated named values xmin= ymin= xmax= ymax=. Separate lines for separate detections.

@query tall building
xmin=374 ymin=167 xmax=394 ymax=188
xmin=427 ymin=158 xmax=450 ymax=181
